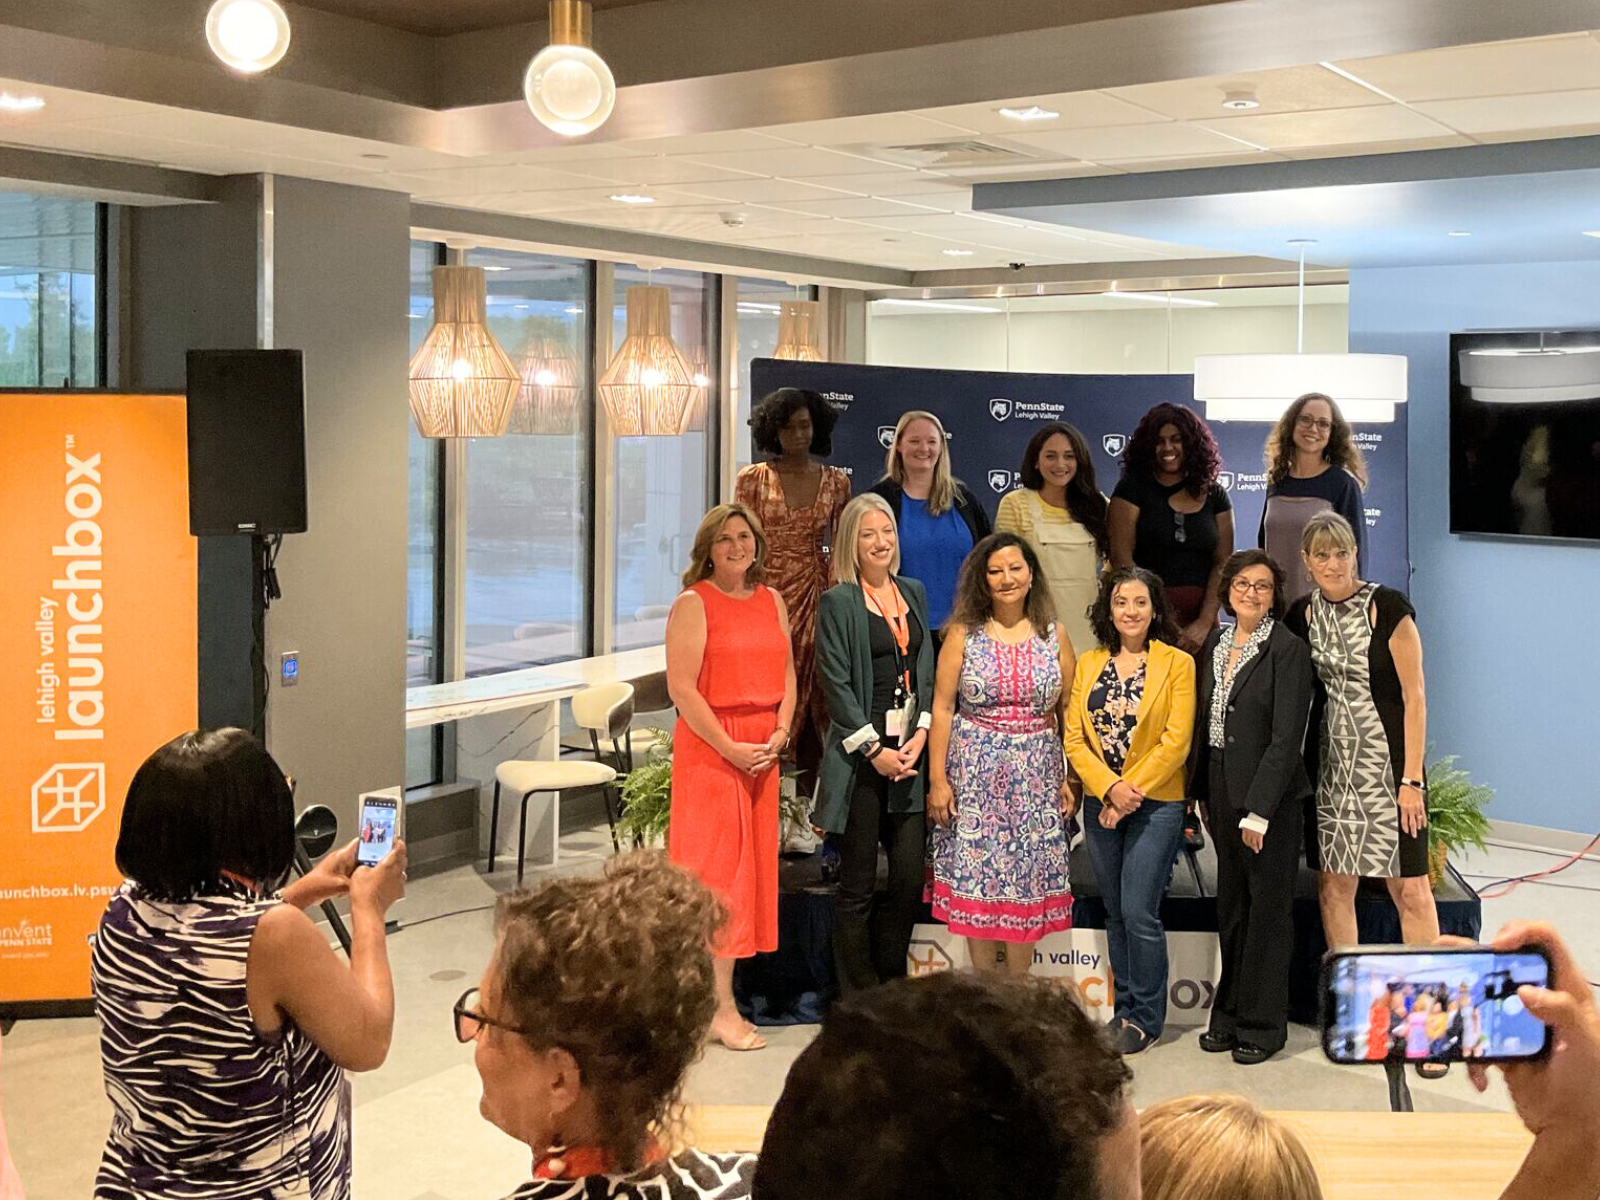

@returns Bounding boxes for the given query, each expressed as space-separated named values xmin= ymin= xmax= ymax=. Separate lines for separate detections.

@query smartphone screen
xmin=1322 ymin=947 xmax=1551 ymax=1064
xmin=355 ymin=796 xmax=399 ymax=868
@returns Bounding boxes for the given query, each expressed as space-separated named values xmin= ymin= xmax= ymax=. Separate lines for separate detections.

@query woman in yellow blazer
xmin=1064 ymin=566 xmax=1196 ymax=1055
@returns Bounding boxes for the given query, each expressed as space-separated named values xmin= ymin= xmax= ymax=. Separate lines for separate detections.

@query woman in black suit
xmin=1190 ymin=549 xmax=1314 ymax=1065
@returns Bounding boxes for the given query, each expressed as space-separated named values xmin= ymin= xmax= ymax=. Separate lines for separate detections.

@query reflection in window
xmin=733 ymin=279 xmax=817 ymax=474
xmin=407 ymin=241 xmax=444 ymax=787
xmin=0 ymin=192 xmax=97 ymax=386
xmin=610 ymin=266 xmax=716 ymax=651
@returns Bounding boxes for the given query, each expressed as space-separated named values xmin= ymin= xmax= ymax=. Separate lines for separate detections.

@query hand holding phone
xmin=355 ymin=795 xmax=400 ymax=868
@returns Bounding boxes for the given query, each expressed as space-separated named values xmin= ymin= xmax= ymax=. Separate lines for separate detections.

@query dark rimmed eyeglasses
xmin=452 ymin=986 xmax=530 ymax=1044
xmin=1229 ymin=579 xmax=1276 ymax=595
xmin=1295 ymin=414 xmax=1334 ymax=433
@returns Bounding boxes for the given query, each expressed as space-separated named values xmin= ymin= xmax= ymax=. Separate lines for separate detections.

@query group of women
xmin=665 ymin=386 xmax=1437 ymax=1065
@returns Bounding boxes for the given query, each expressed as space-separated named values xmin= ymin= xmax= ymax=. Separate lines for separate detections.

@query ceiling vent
xmin=858 ymin=139 xmax=1053 ymax=169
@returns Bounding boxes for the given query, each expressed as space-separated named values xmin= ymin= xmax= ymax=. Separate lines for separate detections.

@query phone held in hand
xmin=354 ymin=793 xmax=399 ymax=869
xmin=1321 ymin=944 xmax=1552 ymax=1066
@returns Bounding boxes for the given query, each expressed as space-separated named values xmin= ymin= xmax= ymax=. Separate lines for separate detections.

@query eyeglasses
xmin=452 ymin=986 xmax=529 ymax=1044
xmin=1295 ymin=415 xmax=1334 ymax=433
xmin=1230 ymin=578 xmax=1275 ymax=595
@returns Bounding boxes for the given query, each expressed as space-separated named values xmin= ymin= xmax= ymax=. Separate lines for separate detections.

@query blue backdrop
xmin=750 ymin=358 xmax=1409 ymax=589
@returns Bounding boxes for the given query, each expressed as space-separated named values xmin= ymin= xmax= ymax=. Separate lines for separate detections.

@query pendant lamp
xmin=524 ymin=0 xmax=616 ymax=137
xmin=1459 ymin=336 xmax=1600 ymax=404
xmin=681 ymin=346 xmax=711 ymax=432
xmin=598 ymin=285 xmax=695 ymax=436
xmin=771 ymin=299 xmax=824 ymax=361
xmin=408 ymin=266 xmax=521 ymax=438
xmin=1192 ymin=240 xmax=1407 ymax=423
xmin=508 ymin=335 xmax=582 ymax=434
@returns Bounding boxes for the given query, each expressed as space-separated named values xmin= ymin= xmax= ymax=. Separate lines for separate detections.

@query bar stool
xmin=488 ymin=682 xmax=631 ymax=884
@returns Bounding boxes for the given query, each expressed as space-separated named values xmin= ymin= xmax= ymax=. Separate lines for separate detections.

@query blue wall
xmin=1349 ymin=263 xmax=1600 ymax=834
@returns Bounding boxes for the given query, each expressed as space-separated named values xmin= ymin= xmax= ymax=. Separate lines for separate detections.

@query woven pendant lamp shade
xmin=772 ymin=299 xmax=824 ymax=361
xmin=508 ymin=335 xmax=582 ymax=435
xmin=598 ymin=284 xmax=695 ymax=436
xmin=408 ymin=266 xmax=520 ymax=438
xmin=680 ymin=346 xmax=709 ymax=432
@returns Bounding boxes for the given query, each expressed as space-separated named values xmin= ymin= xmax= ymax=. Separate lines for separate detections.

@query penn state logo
xmin=988 ymin=469 xmax=1014 ymax=494
xmin=1217 ymin=471 xmax=1235 ymax=491
xmin=877 ymin=425 xmax=896 ymax=448
xmin=988 ymin=398 xmax=1013 ymax=422
xmin=1102 ymin=433 xmax=1127 ymax=457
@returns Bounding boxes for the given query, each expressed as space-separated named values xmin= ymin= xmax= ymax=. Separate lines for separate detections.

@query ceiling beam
xmin=0 ymin=146 xmax=219 ymax=204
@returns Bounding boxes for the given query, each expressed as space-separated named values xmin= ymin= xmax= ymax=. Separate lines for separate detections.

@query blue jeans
xmin=1083 ymin=795 xmax=1186 ymax=1037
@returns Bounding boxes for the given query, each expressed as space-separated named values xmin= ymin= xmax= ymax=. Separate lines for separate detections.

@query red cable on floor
xmin=1476 ymin=831 xmax=1600 ymax=901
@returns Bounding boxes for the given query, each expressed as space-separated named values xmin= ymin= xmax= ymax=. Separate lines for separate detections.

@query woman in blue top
xmin=869 ymin=410 xmax=991 ymax=640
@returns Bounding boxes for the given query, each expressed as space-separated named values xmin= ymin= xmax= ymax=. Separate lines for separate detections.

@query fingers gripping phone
xmin=1322 ymin=945 xmax=1553 ymax=1065
xmin=355 ymin=793 xmax=400 ymax=868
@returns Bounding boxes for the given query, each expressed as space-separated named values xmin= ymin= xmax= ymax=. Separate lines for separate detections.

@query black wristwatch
xmin=863 ymin=741 xmax=884 ymax=761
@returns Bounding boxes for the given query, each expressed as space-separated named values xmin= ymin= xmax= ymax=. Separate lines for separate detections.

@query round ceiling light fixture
xmin=525 ymin=0 xmax=616 ymax=137
xmin=205 ymin=0 xmax=292 ymax=73
xmin=1221 ymin=89 xmax=1261 ymax=110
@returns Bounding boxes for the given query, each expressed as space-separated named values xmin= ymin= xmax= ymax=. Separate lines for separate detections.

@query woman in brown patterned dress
xmin=737 ymin=388 xmax=851 ymax=784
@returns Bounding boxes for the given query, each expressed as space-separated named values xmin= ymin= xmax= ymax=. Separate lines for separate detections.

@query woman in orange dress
xmin=666 ymin=503 xmax=797 ymax=1052
xmin=736 ymin=388 xmax=851 ymax=786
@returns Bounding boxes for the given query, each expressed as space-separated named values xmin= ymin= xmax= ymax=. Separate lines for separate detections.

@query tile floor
xmin=4 ymin=829 xmax=1597 ymax=1200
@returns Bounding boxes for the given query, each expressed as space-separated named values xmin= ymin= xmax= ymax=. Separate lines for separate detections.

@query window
xmin=0 ymin=192 xmax=98 ymax=386
xmin=732 ymin=279 xmax=814 ymax=474
xmin=609 ymin=266 xmax=717 ymax=650
xmin=406 ymin=241 xmax=445 ymax=787
xmin=464 ymin=248 xmax=592 ymax=675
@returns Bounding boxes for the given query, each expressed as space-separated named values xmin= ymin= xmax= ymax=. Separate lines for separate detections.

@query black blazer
xmin=868 ymin=478 xmax=993 ymax=547
xmin=1189 ymin=622 xmax=1314 ymax=822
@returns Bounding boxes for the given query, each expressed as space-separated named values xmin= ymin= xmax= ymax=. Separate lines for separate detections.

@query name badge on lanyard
xmin=868 ymin=580 xmax=916 ymax=743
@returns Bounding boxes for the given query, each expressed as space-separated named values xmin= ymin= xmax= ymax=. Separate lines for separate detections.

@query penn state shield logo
xmin=988 ymin=398 xmax=1012 ymax=422
xmin=1217 ymin=471 xmax=1235 ymax=491
xmin=1102 ymin=433 xmax=1127 ymax=457
xmin=988 ymin=469 xmax=1012 ymax=494
xmin=877 ymin=425 xmax=896 ymax=448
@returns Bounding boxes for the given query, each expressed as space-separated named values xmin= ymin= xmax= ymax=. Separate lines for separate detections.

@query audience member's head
xmin=115 ymin=727 xmax=295 ymax=901
xmin=1139 ymin=1094 xmax=1323 ymax=1200
xmin=458 ymin=852 xmax=725 ymax=1173
xmin=753 ymin=971 xmax=1138 ymax=1200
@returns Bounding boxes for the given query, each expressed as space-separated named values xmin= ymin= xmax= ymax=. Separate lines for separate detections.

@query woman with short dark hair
xmin=93 ymin=728 xmax=406 ymax=1200
xmin=1190 ymin=549 xmax=1314 ymax=1064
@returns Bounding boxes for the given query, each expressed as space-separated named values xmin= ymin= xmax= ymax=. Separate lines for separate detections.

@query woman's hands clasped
xmin=1099 ymin=780 xmax=1144 ymax=829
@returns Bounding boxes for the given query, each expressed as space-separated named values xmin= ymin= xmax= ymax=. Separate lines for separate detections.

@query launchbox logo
xmin=32 ymin=763 xmax=106 ymax=833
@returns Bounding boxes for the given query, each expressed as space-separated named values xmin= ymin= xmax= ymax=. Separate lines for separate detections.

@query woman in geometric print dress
xmin=926 ymin=532 xmax=1076 ymax=976
xmin=1284 ymin=511 xmax=1439 ymax=955
xmin=92 ymin=728 xmax=406 ymax=1200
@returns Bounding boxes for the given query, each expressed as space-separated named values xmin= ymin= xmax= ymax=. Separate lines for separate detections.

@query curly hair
xmin=1216 ymin=548 xmax=1287 ymax=620
xmin=947 ymin=532 xmax=1057 ymax=634
xmin=492 ymin=852 xmax=727 ymax=1171
xmin=753 ymin=972 xmax=1132 ymax=1200
xmin=1263 ymin=392 xmax=1369 ymax=488
xmin=1017 ymin=421 xmax=1110 ymax=558
xmin=750 ymin=387 xmax=837 ymax=457
xmin=1122 ymin=402 xmax=1222 ymax=500
xmin=1088 ymin=566 xmax=1181 ymax=651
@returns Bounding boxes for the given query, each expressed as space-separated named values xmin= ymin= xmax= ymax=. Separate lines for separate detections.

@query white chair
xmin=488 ymin=682 xmax=631 ymax=884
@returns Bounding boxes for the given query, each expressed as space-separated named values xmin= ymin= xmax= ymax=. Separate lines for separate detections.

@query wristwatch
xmin=863 ymin=741 xmax=883 ymax=761
xmin=1400 ymin=777 xmax=1427 ymax=792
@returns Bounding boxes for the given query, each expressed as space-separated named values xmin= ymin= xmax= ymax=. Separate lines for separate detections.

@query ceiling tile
xmin=1194 ymin=104 xmax=1456 ymax=150
xmin=1412 ymin=89 xmax=1600 ymax=135
xmin=752 ymin=196 xmax=946 ymax=218
xmin=1277 ymin=134 xmax=1473 ymax=159
xmin=522 ymin=156 xmax=766 ymax=186
xmin=676 ymin=146 xmax=911 ymax=177
xmin=753 ymin=112 xmax=979 ymax=146
xmin=1106 ymin=64 xmax=1389 ymax=121
xmin=1007 ymin=123 xmax=1247 ymax=160
xmin=610 ymin=130 xmax=803 ymax=155
xmin=657 ymin=176 xmax=864 ymax=203
xmin=936 ymin=161 xmax=1123 ymax=183
xmin=385 ymin=164 xmax=622 ymax=194
xmin=838 ymin=212 xmax=1013 ymax=235
xmin=914 ymin=91 xmax=1168 ymax=134
xmin=786 ymin=170 xmax=959 ymax=196
xmin=1103 ymin=151 xmax=1287 ymax=172
xmin=1334 ymin=33 xmax=1600 ymax=102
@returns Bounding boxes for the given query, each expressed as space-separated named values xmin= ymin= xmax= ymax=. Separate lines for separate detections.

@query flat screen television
xmin=1451 ymin=330 xmax=1600 ymax=543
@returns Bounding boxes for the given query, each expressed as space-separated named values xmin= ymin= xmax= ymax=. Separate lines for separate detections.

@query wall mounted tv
xmin=1451 ymin=329 xmax=1600 ymax=544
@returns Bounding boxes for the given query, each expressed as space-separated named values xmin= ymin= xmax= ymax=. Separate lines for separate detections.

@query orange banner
xmin=0 ymin=393 xmax=197 ymax=1009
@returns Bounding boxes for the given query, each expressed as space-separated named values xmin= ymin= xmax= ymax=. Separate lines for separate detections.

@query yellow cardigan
xmin=1063 ymin=641 xmax=1196 ymax=803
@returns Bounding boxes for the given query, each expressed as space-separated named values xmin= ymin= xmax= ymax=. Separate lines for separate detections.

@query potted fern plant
xmin=615 ymin=728 xmax=673 ymax=848
xmin=1425 ymin=754 xmax=1493 ymax=890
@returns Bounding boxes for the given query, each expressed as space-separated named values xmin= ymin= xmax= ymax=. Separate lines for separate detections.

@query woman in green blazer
xmin=816 ymin=493 xmax=938 ymax=994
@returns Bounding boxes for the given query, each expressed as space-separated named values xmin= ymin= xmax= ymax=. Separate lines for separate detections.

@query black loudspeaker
xmin=186 ymin=348 xmax=308 ymax=536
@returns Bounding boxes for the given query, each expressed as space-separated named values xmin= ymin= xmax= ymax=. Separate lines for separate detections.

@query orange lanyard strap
xmin=865 ymin=581 xmax=912 ymax=690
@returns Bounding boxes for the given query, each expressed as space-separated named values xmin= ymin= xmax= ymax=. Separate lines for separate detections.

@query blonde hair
xmin=833 ymin=493 xmax=901 ymax=586
xmin=884 ymin=410 xmax=958 ymax=516
xmin=1299 ymin=509 xmax=1358 ymax=559
xmin=1140 ymin=1094 xmax=1324 ymax=1200
xmin=680 ymin=503 xmax=767 ymax=589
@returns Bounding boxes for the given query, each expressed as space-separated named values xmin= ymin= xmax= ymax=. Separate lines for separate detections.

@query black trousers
xmin=833 ymin=766 xmax=927 ymax=995
xmin=1205 ymin=752 xmax=1302 ymax=1050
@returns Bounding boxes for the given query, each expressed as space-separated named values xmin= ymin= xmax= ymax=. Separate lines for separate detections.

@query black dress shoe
xmin=1232 ymin=1042 xmax=1278 ymax=1065
xmin=1198 ymin=1030 xmax=1236 ymax=1054
xmin=1182 ymin=806 xmax=1205 ymax=852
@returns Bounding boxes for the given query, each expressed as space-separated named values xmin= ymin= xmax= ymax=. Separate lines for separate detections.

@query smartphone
xmin=1321 ymin=945 xmax=1552 ymax=1065
xmin=355 ymin=793 xmax=400 ymax=869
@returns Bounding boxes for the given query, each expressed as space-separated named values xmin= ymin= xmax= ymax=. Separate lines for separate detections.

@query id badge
xmin=884 ymin=708 xmax=904 ymax=740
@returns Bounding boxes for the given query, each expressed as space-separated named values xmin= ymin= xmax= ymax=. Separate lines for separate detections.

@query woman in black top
xmin=1108 ymin=403 xmax=1234 ymax=657
xmin=1259 ymin=392 xmax=1368 ymax=602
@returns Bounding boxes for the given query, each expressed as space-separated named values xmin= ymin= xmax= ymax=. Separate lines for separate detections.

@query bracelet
xmin=1400 ymin=777 xmax=1427 ymax=792
xmin=864 ymin=741 xmax=884 ymax=761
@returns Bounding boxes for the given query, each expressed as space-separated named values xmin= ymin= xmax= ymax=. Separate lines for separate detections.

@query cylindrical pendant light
xmin=205 ymin=0 xmax=291 ymax=73
xmin=408 ymin=266 xmax=521 ymax=438
xmin=525 ymin=0 xmax=617 ymax=137
xmin=598 ymin=285 xmax=694 ymax=436
xmin=772 ymin=299 xmax=824 ymax=361
xmin=508 ymin=335 xmax=583 ymax=434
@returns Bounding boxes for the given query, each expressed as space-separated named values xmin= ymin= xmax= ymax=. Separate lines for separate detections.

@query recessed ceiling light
xmin=997 ymin=105 xmax=1059 ymax=122
xmin=0 ymin=94 xmax=46 ymax=113
xmin=610 ymin=193 xmax=655 ymax=205
xmin=1447 ymin=231 xmax=1472 ymax=237
xmin=1221 ymin=90 xmax=1261 ymax=110
xmin=942 ymin=249 xmax=975 ymax=257
xmin=205 ymin=0 xmax=292 ymax=73
xmin=1099 ymin=290 xmax=1218 ymax=307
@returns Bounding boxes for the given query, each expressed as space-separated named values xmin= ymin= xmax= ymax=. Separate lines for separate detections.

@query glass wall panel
xmin=0 ymin=191 xmax=97 ymax=386
xmin=732 ymin=279 xmax=814 ymax=474
xmin=406 ymin=241 xmax=444 ymax=787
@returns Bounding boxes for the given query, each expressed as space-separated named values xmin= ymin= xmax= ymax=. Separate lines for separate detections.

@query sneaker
xmin=1112 ymin=1022 xmax=1155 ymax=1056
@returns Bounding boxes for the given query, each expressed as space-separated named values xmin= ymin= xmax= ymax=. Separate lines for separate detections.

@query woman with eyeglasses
xmin=1260 ymin=393 xmax=1369 ymax=602
xmin=1285 ymin=512 xmax=1441 ymax=1073
xmin=454 ymin=852 xmax=755 ymax=1199
xmin=1189 ymin=550 xmax=1314 ymax=1065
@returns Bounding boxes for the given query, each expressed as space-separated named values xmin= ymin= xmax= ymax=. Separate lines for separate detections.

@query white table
xmin=404 ymin=646 xmax=667 ymax=866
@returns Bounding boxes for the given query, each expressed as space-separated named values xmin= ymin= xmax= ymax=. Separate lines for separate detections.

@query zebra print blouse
xmin=501 ymin=1150 xmax=755 ymax=1199
xmin=91 ymin=882 xmax=351 ymax=1200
